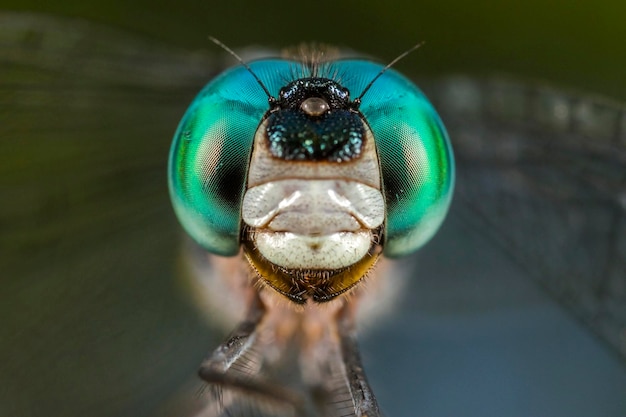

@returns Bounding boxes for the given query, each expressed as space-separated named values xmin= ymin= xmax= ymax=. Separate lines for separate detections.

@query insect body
xmin=169 ymin=52 xmax=454 ymax=416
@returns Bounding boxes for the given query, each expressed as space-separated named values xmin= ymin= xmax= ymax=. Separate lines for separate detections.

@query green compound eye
xmin=168 ymin=61 xmax=295 ymax=256
xmin=168 ymin=59 xmax=454 ymax=258
xmin=348 ymin=61 xmax=455 ymax=257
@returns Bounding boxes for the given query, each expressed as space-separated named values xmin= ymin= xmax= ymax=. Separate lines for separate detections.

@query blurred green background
xmin=1 ymin=1 xmax=625 ymax=417
xmin=4 ymin=0 xmax=626 ymax=98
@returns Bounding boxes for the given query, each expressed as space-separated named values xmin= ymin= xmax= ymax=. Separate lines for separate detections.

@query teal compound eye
xmin=168 ymin=57 xmax=454 ymax=258
xmin=168 ymin=60 xmax=297 ymax=256
xmin=336 ymin=60 xmax=456 ymax=257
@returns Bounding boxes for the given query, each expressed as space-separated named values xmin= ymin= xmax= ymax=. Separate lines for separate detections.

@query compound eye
xmin=168 ymin=62 xmax=283 ymax=256
xmin=300 ymin=97 xmax=330 ymax=116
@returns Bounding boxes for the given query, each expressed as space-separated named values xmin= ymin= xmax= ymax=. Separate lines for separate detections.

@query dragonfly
xmin=1 ymin=11 xmax=625 ymax=417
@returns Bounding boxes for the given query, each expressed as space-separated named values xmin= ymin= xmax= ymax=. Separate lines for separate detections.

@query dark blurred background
xmin=1 ymin=1 xmax=625 ymax=417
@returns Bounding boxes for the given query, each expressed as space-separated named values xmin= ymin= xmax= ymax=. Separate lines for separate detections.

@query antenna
xmin=353 ymin=42 xmax=425 ymax=107
xmin=209 ymin=36 xmax=275 ymax=104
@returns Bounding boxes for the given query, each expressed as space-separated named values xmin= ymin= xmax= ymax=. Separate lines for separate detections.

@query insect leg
xmin=337 ymin=304 xmax=381 ymax=417
xmin=198 ymin=294 xmax=304 ymax=416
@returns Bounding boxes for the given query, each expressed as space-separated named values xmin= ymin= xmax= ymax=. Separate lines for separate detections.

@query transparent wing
xmin=361 ymin=78 xmax=626 ymax=417
xmin=0 ymin=12 xmax=221 ymax=417
xmin=424 ymin=76 xmax=626 ymax=361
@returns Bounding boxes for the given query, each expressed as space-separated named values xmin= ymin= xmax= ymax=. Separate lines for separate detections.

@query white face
xmin=243 ymin=178 xmax=384 ymax=269
xmin=242 ymin=118 xmax=385 ymax=272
